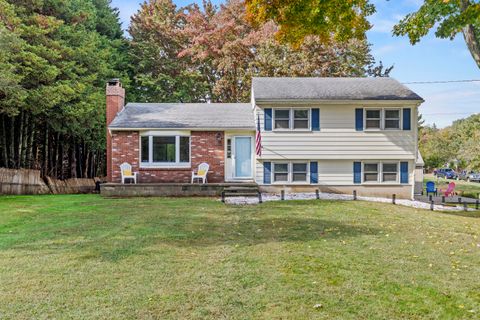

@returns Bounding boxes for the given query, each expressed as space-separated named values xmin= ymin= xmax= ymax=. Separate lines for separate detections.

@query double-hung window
xmin=292 ymin=163 xmax=308 ymax=182
xmin=293 ymin=110 xmax=309 ymax=129
xmin=365 ymin=109 xmax=381 ymax=129
xmin=364 ymin=108 xmax=402 ymax=130
xmin=273 ymin=163 xmax=289 ymax=182
xmin=363 ymin=163 xmax=379 ymax=182
xmin=384 ymin=109 xmax=400 ymax=129
xmin=141 ymin=135 xmax=190 ymax=167
xmin=272 ymin=162 xmax=308 ymax=183
xmin=274 ymin=108 xmax=310 ymax=130
xmin=382 ymin=163 xmax=398 ymax=182
xmin=274 ymin=110 xmax=290 ymax=129
xmin=362 ymin=161 xmax=400 ymax=183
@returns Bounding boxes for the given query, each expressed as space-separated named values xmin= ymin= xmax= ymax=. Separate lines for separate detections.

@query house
xmin=106 ymin=77 xmax=423 ymax=199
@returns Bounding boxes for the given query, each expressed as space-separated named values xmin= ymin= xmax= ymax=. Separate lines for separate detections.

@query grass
xmin=0 ymin=195 xmax=479 ymax=319
xmin=424 ymin=173 xmax=480 ymax=198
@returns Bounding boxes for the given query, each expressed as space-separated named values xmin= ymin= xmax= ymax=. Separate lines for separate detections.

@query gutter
xmin=108 ymin=127 xmax=256 ymax=131
xmin=254 ymin=99 xmax=424 ymax=105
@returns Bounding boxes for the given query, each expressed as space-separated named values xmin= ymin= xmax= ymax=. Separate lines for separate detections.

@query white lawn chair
xmin=120 ymin=162 xmax=138 ymax=184
xmin=191 ymin=163 xmax=209 ymax=184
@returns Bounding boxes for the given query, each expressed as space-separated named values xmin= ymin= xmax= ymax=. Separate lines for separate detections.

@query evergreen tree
xmin=0 ymin=0 xmax=129 ymax=178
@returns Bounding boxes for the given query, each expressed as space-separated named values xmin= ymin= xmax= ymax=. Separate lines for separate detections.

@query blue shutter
xmin=311 ymin=108 xmax=320 ymax=131
xmin=310 ymin=162 xmax=318 ymax=184
xmin=400 ymin=162 xmax=409 ymax=183
xmin=263 ymin=161 xmax=271 ymax=184
xmin=355 ymin=108 xmax=363 ymax=131
xmin=403 ymin=108 xmax=411 ymax=130
xmin=264 ymin=108 xmax=272 ymax=131
xmin=353 ymin=162 xmax=362 ymax=184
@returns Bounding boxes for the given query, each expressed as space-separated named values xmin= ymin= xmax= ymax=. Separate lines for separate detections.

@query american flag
xmin=256 ymin=114 xmax=262 ymax=156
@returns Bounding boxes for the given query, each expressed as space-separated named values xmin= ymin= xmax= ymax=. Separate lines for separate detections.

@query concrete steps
xmin=221 ymin=185 xmax=261 ymax=202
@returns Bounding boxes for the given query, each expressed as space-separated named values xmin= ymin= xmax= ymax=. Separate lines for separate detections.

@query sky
xmin=111 ymin=0 xmax=480 ymax=128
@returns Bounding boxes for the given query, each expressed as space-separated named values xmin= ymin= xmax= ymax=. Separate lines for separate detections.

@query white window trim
xmin=139 ymin=135 xmax=191 ymax=168
xmin=291 ymin=162 xmax=309 ymax=183
xmin=381 ymin=162 xmax=399 ymax=183
xmin=273 ymin=108 xmax=311 ymax=131
xmin=364 ymin=108 xmax=403 ymax=131
xmin=383 ymin=109 xmax=402 ymax=131
xmin=292 ymin=109 xmax=310 ymax=130
xmin=363 ymin=162 xmax=380 ymax=183
xmin=272 ymin=161 xmax=310 ymax=184
xmin=273 ymin=109 xmax=291 ymax=130
xmin=364 ymin=108 xmax=382 ymax=131
xmin=362 ymin=161 xmax=401 ymax=184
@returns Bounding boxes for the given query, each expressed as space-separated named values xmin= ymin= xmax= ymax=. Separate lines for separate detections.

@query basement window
xmin=292 ymin=163 xmax=308 ymax=182
xmin=140 ymin=135 xmax=190 ymax=167
xmin=273 ymin=163 xmax=289 ymax=182
xmin=272 ymin=162 xmax=309 ymax=183
xmin=363 ymin=163 xmax=379 ymax=182
xmin=382 ymin=163 xmax=398 ymax=182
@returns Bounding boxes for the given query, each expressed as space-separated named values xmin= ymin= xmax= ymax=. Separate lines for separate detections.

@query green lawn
xmin=424 ymin=174 xmax=480 ymax=198
xmin=0 ymin=195 xmax=479 ymax=319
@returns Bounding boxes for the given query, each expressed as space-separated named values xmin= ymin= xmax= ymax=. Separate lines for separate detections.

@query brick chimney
xmin=106 ymin=78 xmax=125 ymax=182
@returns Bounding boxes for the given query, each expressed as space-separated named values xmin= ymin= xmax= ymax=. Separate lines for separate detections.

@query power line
xmin=402 ymin=79 xmax=480 ymax=84
xmin=422 ymin=112 xmax=479 ymax=116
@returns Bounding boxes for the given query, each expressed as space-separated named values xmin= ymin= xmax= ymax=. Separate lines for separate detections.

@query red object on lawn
xmin=440 ymin=182 xmax=456 ymax=197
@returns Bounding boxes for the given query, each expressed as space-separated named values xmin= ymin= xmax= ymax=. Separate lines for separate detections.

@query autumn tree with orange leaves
xmin=129 ymin=0 xmax=386 ymax=103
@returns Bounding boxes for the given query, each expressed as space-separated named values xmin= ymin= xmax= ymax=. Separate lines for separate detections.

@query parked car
xmin=436 ymin=168 xmax=458 ymax=179
xmin=459 ymin=170 xmax=480 ymax=182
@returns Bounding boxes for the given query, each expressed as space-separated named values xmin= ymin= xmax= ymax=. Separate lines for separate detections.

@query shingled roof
xmin=252 ymin=77 xmax=424 ymax=102
xmin=109 ymin=103 xmax=254 ymax=130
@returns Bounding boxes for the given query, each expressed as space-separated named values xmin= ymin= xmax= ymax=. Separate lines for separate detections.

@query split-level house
xmin=106 ymin=77 xmax=423 ymax=199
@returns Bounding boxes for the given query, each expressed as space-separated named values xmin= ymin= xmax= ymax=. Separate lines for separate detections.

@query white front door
xmin=226 ymin=136 xmax=253 ymax=180
xmin=234 ymin=137 xmax=253 ymax=178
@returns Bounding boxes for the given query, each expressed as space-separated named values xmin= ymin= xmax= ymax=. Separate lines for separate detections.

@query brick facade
xmin=106 ymin=81 xmax=125 ymax=182
xmin=111 ymin=131 xmax=225 ymax=183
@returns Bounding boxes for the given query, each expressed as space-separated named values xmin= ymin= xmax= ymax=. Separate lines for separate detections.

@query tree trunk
xmin=43 ymin=126 xmax=49 ymax=177
xmin=9 ymin=116 xmax=15 ymax=168
xmin=53 ymin=132 xmax=60 ymax=178
xmin=1 ymin=115 xmax=8 ymax=168
xmin=26 ymin=120 xmax=35 ymax=168
xmin=84 ymin=148 xmax=90 ymax=178
xmin=69 ymin=142 xmax=77 ymax=178
xmin=17 ymin=111 xmax=24 ymax=168
xmin=58 ymin=137 xmax=65 ymax=180
xmin=48 ymin=131 xmax=54 ymax=177
xmin=460 ymin=0 xmax=480 ymax=68
xmin=76 ymin=143 xmax=83 ymax=178
xmin=20 ymin=112 xmax=29 ymax=167
xmin=462 ymin=25 xmax=480 ymax=69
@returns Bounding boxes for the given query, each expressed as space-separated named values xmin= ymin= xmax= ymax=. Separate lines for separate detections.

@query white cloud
xmin=413 ymin=85 xmax=480 ymax=127
xmin=370 ymin=18 xmax=396 ymax=34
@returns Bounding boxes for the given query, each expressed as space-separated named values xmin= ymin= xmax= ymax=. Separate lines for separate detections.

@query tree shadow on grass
xmin=4 ymin=209 xmax=380 ymax=262
xmin=436 ymin=210 xmax=480 ymax=219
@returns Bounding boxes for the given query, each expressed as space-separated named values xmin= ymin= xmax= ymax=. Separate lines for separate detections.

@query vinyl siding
xmin=256 ymin=159 xmax=415 ymax=187
xmin=256 ymin=104 xmax=418 ymax=160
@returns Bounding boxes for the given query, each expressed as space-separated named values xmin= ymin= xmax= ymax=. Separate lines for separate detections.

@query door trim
xmin=228 ymin=135 xmax=254 ymax=180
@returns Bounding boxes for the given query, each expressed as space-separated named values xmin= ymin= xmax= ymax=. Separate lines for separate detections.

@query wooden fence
xmin=0 ymin=168 xmax=98 ymax=195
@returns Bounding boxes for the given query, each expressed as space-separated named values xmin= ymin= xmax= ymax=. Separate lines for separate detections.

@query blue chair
xmin=425 ymin=181 xmax=437 ymax=196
